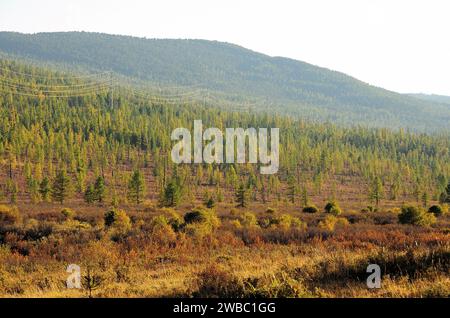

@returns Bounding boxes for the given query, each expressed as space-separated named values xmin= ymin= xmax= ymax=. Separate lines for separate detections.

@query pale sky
xmin=1 ymin=0 xmax=449 ymax=95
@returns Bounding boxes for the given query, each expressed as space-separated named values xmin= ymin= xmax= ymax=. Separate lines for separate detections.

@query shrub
xmin=184 ymin=209 xmax=220 ymax=228
xmin=143 ymin=200 xmax=157 ymax=213
xmin=150 ymin=215 xmax=170 ymax=229
xmin=271 ymin=214 xmax=306 ymax=230
xmin=104 ymin=210 xmax=117 ymax=227
xmin=428 ymin=205 xmax=444 ymax=217
xmin=0 ymin=205 xmax=21 ymax=226
xmin=244 ymin=271 xmax=311 ymax=298
xmin=239 ymin=212 xmax=258 ymax=227
xmin=324 ymin=201 xmax=338 ymax=213
xmin=302 ymin=205 xmax=319 ymax=213
xmin=183 ymin=209 xmax=221 ymax=237
xmin=148 ymin=215 xmax=177 ymax=244
xmin=258 ymin=217 xmax=272 ymax=229
xmin=104 ymin=209 xmax=132 ymax=232
xmin=265 ymin=207 xmax=276 ymax=214
xmin=398 ymin=206 xmax=436 ymax=226
xmin=61 ymin=208 xmax=76 ymax=220
xmin=329 ymin=206 xmax=342 ymax=216
xmin=230 ymin=219 xmax=243 ymax=229
xmin=318 ymin=215 xmax=349 ymax=231
xmin=159 ymin=208 xmax=183 ymax=230
xmin=190 ymin=265 xmax=245 ymax=297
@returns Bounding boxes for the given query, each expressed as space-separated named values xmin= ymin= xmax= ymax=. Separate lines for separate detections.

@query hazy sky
xmin=1 ymin=0 xmax=449 ymax=95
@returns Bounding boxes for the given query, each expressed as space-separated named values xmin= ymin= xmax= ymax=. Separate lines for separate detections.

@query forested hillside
xmin=0 ymin=59 xmax=449 ymax=209
xmin=1 ymin=59 xmax=450 ymax=298
xmin=408 ymin=93 xmax=450 ymax=105
xmin=1 ymin=31 xmax=449 ymax=131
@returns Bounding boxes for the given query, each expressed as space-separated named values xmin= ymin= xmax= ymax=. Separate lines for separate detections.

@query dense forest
xmin=1 ymin=32 xmax=450 ymax=131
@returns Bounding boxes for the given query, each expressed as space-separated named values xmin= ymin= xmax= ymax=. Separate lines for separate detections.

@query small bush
xmin=159 ymin=208 xmax=183 ymax=230
xmin=190 ymin=265 xmax=245 ymax=297
xmin=239 ymin=212 xmax=258 ymax=227
xmin=104 ymin=209 xmax=132 ymax=232
xmin=149 ymin=215 xmax=177 ymax=244
xmin=428 ymin=205 xmax=444 ymax=217
xmin=244 ymin=271 xmax=310 ymax=298
xmin=329 ymin=206 xmax=342 ymax=216
xmin=61 ymin=208 xmax=76 ymax=220
xmin=229 ymin=219 xmax=242 ymax=229
xmin=0 ymin=205 xmax=21 ymax=226
xmin=265 ymin=207 xmax=276 ymax=214
xmin=398 ymin=206 xmax=436 ymax=226
xmin=318 ymin=215 xmax=349 ymax=231
xmin=302 ymin=205 xmax=319 ymax=214
xmin=184 ymin=209 xmax=220 ymax=227
xmin=271 ymin=214 xmax=306 ymax=230
xmin=324 ymin=201 xmax=338 ymax=213
xmin=183 ymin=209 xmax=221 ymax=237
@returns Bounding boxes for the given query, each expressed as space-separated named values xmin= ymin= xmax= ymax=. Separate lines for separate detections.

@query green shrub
xmin=149 ymin=215 xmax=177 ymax=244
xmin=61 ymin=208 xmax=76 ymax=220
xmin=104 ymin=209 xmax=132 ymax=232
xmin=159 ymin=208 xmax=183 ymax=230
xmin=324 ymin=201 xmax=338 ymax=213
xmin=302 ymin=205 xmax=319 ymax=213
xmin=398 ymin=206 xmax=436 ymax=226
xmin=265 ymin=207 xmax=276 ymax=214
xmin=184 ymin=209 xmax=220 ymax=227
xmin=183 ymin=208 xmax=221 ymax=237
xmin=428 ymin=205 xmax=444 ymax=217
xmin=329 ymin=206 xmax=342 ymax=216
xmin=239 ymin=212 xmax=258 ymax=227
xmin=318 ymin=215 xmax=349 ymax=231
xmin=271 ymin=214 xmax=306 ymax=230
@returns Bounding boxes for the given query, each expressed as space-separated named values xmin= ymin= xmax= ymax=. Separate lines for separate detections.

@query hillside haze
xmin=0 ymin=31 xmax=449 ymax=131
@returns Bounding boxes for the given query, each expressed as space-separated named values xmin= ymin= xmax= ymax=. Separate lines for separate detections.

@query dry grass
xmin=0 ymin=201 xmax=449 ymax=298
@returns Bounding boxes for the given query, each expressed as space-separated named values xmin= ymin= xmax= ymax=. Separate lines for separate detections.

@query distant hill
xmin=408 ymin=93 xmax=450 ymax=105
xmin=0 ymin=31 xmax=449 ymax=131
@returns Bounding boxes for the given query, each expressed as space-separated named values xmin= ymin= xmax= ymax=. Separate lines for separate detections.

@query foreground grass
xmin=0 ymin=205 xmax=449 ymax=298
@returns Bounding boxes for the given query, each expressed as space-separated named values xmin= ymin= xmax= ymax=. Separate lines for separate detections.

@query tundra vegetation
xmin=0 ymin=60 xmax=449 ymax=297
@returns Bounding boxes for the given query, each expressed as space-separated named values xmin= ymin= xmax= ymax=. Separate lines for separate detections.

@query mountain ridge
xmin=0 ymin=31 xmax=449 ymax=132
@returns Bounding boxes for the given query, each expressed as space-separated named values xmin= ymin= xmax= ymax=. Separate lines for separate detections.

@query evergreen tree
xmin=287 ymin=175 xmax=298 ymax=204
xmin=84 ymin=184 xmax=96 ymax=204
xmin=235 ymin=183 xmax=249 ymax=208
xmin=51 ymin=171 xmax=72 ymax=204
xmin=160 ymin=180 xmax=181 ymax=207
xmin=39 ymin=177 xmax=51 ymax=202
xmin=369 ymin=176 xmax=384 ymax=207
xmin=94 ymin=176 xmax=106 ymax=203
xmin=127 ymin=170 xmax=146 ymax=204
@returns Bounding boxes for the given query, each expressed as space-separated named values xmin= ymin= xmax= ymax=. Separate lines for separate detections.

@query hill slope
xmin=408 ymin=93 xmax=450 ymax=105
xmin=0 ymin=31 xmax=449 ymax=131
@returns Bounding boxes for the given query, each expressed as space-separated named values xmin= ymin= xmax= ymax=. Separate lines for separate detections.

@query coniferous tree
xmin=39 ymin=177 xmax=51 ymax=202
xmin=127 ymin=170 xmax=146 ymax=204
xmin=160 ymin=180 xmax=181 ymax=207
xmin=84 ymin=184 xmax=96 ymax=204
xmin=235 ymin=183 xmax=249 ymax=208
xmin=51 ymin=171 xmax=72 ymax=204
xmin=94 ymin=176 xmax=106 ymax=203
xmin=287 ymin=175 xmax=298 ymax=204
xmin=369 ymin=176 xmax=384 ymax=207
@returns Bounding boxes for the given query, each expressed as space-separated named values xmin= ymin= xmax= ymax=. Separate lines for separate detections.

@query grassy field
xmin=0 ymin=197 xmax=449 ymax=298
